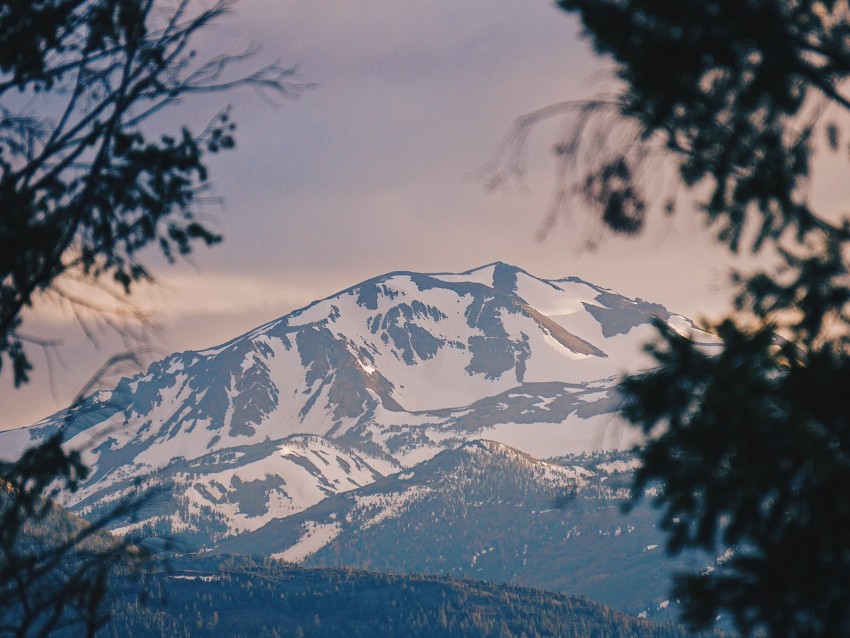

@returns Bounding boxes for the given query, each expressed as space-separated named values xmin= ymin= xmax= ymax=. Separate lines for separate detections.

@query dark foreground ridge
xmin=91 ymin=555 xmax=711 ymax=638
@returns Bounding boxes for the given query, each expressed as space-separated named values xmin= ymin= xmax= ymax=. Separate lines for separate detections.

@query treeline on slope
xmin=2 ymin=463 xmax=718 ymax=638
xmin=88 ymin=555 xmax=708 ymax=638
xmin=282 ymin=449 xmax=697 ymax=617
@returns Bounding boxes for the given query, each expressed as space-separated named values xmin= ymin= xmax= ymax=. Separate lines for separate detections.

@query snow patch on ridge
xmin=273 ymin=521 xmax=343 ymax=563
xmin=354 ymin=486 xmax=434 ymax=529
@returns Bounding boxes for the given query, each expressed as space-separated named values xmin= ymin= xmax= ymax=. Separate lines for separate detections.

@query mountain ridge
xmin=214 ymin=439 xmax=708 ymax=618
xmin=0 ymin=263 xmax=716 ymax=554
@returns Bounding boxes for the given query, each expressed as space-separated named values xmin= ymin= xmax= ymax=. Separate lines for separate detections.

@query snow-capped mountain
xmin=0 ymin=262 xmax=715 ymax=546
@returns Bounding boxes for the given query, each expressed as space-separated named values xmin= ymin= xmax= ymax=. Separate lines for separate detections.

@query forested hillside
xmin=94 ymin=556 xmax=709 ymax=638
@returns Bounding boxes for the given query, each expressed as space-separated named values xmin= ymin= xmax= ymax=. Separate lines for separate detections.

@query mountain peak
xmin=460 ymin=260 xmax=518 ymax=272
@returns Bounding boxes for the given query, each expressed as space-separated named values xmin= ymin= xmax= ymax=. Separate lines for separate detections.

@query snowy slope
xmin=98 ymin=435 xmax=395 ymax=542
xmin=0 ymin=262 xmax=717 ymax=546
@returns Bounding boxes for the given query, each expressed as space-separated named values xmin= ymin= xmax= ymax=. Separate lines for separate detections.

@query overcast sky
xmin=1 ymin=1 xmax=764 ymax=429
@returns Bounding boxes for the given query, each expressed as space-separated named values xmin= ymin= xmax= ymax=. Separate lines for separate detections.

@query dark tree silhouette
xmin=0 ymin=430 xmax=154 ymax=638
xmin=485 ymin=2 xmax=850 ymax=636
xmin=0 ymin=0 xmax=298 ymax=387
xmin=0 ymin=1 xmax=297 ymax=635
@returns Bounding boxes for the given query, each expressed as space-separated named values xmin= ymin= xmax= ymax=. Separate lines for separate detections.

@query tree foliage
xmin=0 ymin=1 xmax=296 ymax=635
xmin=526 ymin=1 xmax=850 ymax=636
xmin=559 ymin=0 xmax=850 ymax=250
xmin=0 ymin=0 xmax=296 ymax=387
xmin=0 ymin=431 xmax=155 ymax=638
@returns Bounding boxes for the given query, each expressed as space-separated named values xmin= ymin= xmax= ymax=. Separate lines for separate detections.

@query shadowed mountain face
xmin=216 ymin=441 xmax=717 ymax=620
xmin=0 ymin=263 xmax=717 ymax=614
